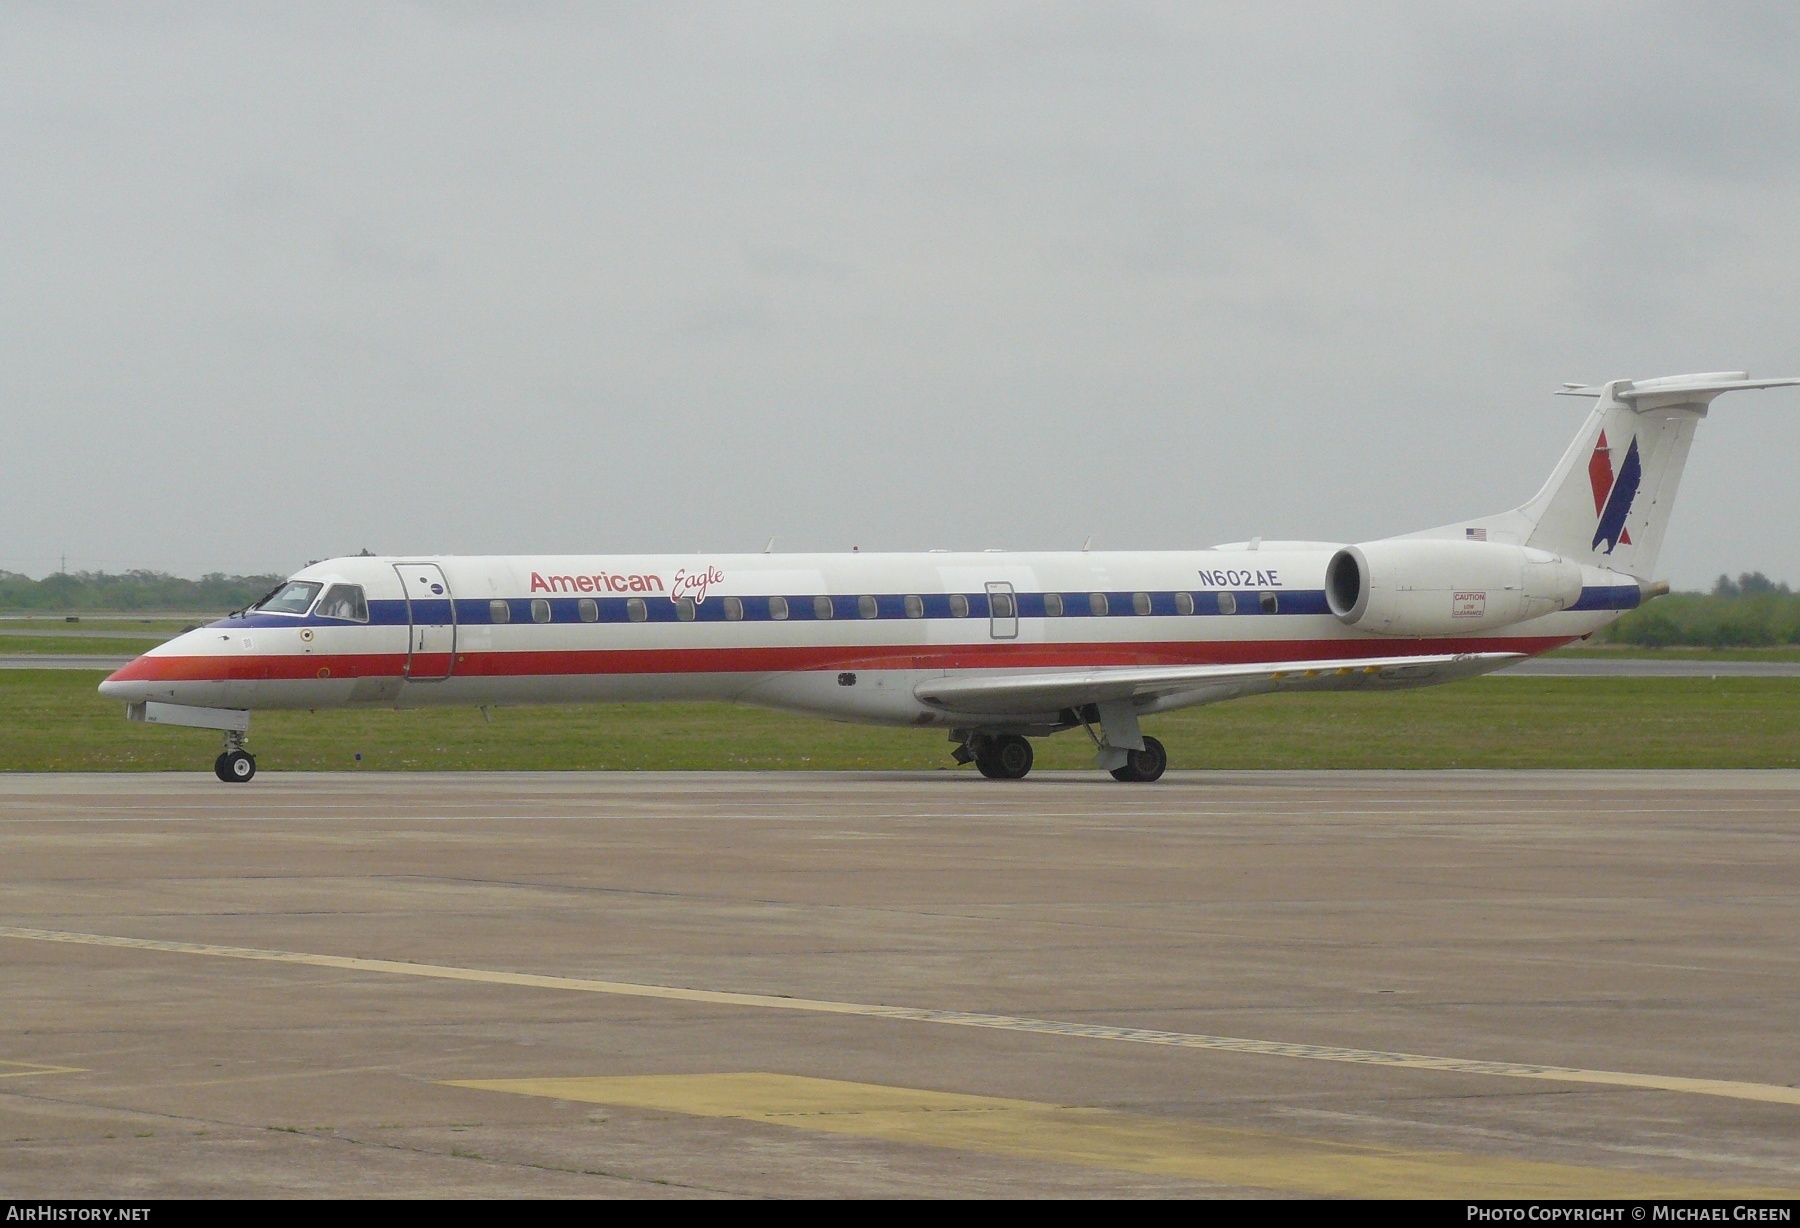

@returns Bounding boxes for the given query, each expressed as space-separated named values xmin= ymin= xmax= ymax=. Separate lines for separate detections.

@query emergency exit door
xmin=395 ymin=563 xmax=456 ymax=680
xmin=986 ymin=581 xmax=1019 ymax=640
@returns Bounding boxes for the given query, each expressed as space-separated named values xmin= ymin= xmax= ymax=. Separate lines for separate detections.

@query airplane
xmin=100 ymin=372 xmax=1798 ymax=783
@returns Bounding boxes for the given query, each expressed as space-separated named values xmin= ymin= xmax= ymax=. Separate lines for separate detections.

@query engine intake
xmin=1325 ymin=539 xmax=1584 ymax=636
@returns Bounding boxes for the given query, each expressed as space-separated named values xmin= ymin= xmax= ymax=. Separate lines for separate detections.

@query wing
xmin=913 ymin=652 xmax=1522 ymax=717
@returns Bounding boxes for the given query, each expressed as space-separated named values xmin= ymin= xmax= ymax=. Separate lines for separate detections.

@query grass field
xmin=0 ymin=634 xmax=172 ymax=655
xmin=4 ymin=668 xmax=1796 ymax=773
xmin=0 ymin=617 xmax=200 ymax=634
xmin=1552 ymin=644 xmax=1800 ymax=661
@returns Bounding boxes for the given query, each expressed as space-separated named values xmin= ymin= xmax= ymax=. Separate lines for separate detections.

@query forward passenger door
xmin=394 ymin=563 xmax=456 ymax=680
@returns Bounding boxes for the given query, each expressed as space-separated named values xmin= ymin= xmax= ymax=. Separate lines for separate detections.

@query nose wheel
xmin=214 ymin=731 xmax=257 ymax=783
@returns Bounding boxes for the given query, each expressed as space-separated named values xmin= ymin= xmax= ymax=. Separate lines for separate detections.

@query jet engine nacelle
xmin=1325 ymin=539 xmax=1585 ymax=636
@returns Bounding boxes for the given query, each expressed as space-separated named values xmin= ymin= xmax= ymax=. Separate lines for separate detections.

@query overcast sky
xmin=3 ymin=2 xmax=1798 ymax=587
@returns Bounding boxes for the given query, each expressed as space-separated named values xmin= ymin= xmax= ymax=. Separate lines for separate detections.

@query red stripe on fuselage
xmin=105 ymin=636 xmax=1574 ymax=685
xmin=103 ymin=653 xmax=410 ymax=683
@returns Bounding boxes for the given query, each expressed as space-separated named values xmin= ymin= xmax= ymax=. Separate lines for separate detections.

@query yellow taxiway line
xmin=0 ymin=1059 xmax=86 ymax=1080
xmin=3 ymin=924 xmax=1796 ymax=1108
xmin=443 ymin=1072 xmax=1789 ymax=1199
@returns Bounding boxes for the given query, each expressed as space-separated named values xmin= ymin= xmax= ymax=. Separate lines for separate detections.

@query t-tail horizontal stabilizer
xmin=1556 ymin=374 xmax=1800 ymax=403
xmin=1422 ymin=372 xmax=1800 ymax=580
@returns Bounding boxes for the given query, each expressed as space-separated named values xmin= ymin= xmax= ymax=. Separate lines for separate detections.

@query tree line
xmin=1599 ymin=572 xmax=1800 ymax=648
xmin=0 ymin=570 xmax=287 ymax=614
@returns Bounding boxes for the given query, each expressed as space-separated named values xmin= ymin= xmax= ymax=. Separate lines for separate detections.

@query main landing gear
xmin=951 ymin=727 xmax=1168 ymax=783
xmin=1108 ymin=735 xmax=1167 ymax=783
xmin=974 ymin=733 xmax=1034 ymax=780
xmin=953 ymin=733 xmax=1036 ymax=779
xmin=214 ymin=730 xmax=256 ymax=783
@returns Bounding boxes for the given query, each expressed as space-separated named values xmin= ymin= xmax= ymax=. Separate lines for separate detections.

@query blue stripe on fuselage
xmin=1569 ymin=584 xmax=1642 ymax=612
xmin=216 ymin=588 xmax=1334 ymax=629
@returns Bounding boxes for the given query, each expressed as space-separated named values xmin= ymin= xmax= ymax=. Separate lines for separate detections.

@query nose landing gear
xmin=214 ymin=731 xmax=257 ymax=783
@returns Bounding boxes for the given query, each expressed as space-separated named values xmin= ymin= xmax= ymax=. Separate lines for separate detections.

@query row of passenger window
xmin=1041 ymin=590 xmax=1277 ymax=616
xmin=487 ymin=590 xmax=1281 ymax=624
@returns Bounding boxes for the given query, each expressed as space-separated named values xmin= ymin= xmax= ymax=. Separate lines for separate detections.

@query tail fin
xmin=1445 ymin=373 xmax=1799 ymax=578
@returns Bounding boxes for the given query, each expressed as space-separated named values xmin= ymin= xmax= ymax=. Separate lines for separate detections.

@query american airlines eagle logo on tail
xmin=1588 ymin=430 xmax=1641 ymax=554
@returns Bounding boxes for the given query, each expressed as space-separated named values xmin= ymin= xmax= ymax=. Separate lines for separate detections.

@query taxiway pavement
xmin=2 ymin=770 xmax=1796 ymax=1198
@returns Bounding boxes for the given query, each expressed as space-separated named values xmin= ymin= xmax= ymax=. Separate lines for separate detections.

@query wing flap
xmin=912 ymin=652 xmax=1522 ymax=715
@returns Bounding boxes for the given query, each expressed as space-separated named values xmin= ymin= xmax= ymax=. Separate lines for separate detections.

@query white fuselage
xmin=99 ymin=547 xmax=1624 ymax=730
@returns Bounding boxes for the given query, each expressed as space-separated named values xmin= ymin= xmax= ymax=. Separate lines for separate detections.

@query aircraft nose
xmin=98 ymin=625 xmax=213 ymax=702
xmin=99 ymin=659 xmax=155 ymax=701
xmin=98 ymin=671 xmax=143 ymax=701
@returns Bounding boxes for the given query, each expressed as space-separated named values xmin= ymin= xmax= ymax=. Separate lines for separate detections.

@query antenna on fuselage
xmin=763 ymin=536 xmax=775 ymax=554
xmin=1082 ymin=535 xmax=1094 ymax=552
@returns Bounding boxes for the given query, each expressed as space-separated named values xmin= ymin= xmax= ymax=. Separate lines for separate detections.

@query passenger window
xmin=531 ymin=599 xmax=551 ymax=623
xmin=1260 ymin=591 xmax=1280 ymax=615
xmin=724 ymin=596 xmax=743 ymax=621
xmin=814 ymin=595 xmax=834 ymax=620
xmin=949 ymin=593 xmax=969 ymax=618
xmin=1217 ymin=591 xmax=1237 ymax=615
xmin=1175 ymin=592 xmax=1195 ymax=616
xmin=1043 ymin=592 xmax=1064 ymax=617
xmin=1089 ymin=592 xmax=1109 ymax=617
xmin=769 ymin=595 xmax=789 ymax=621
xmin=579 ymin=598 xmax=598 ymax=622
xmin=904 ymin=594 xmax=924 ymax=619
xmin=858 ymin=595 xmax=878 ymax=619
xmin=991 ymin=591 xmax=1015 ymax=618
xmin=489 ymin=599 xmax=511 ymax=624
xmin=316 ymin=584 xmax=368 ymax=623
xmin=627 ymin=597 xmax=647 ymax=623
xmin=676 ymin=596 xmax=696 ymax=621
xmin=1132 ymin=592 xmax=1151 ymax=615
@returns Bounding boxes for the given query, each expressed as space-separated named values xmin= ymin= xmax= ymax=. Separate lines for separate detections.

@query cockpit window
xmin=314 ymin=584 xmax=368 ymax=623
xmin=255 ymin=581 xmax=322 ymax=615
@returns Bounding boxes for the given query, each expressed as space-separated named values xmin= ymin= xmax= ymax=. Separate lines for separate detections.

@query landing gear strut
xmin=963 ymin=733 xmax=1034 ymax=780
xmin=1108 ymin=735 xmax=1167 ymax=783
xmin=214 ymin=730 xmax=256 ymax=783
